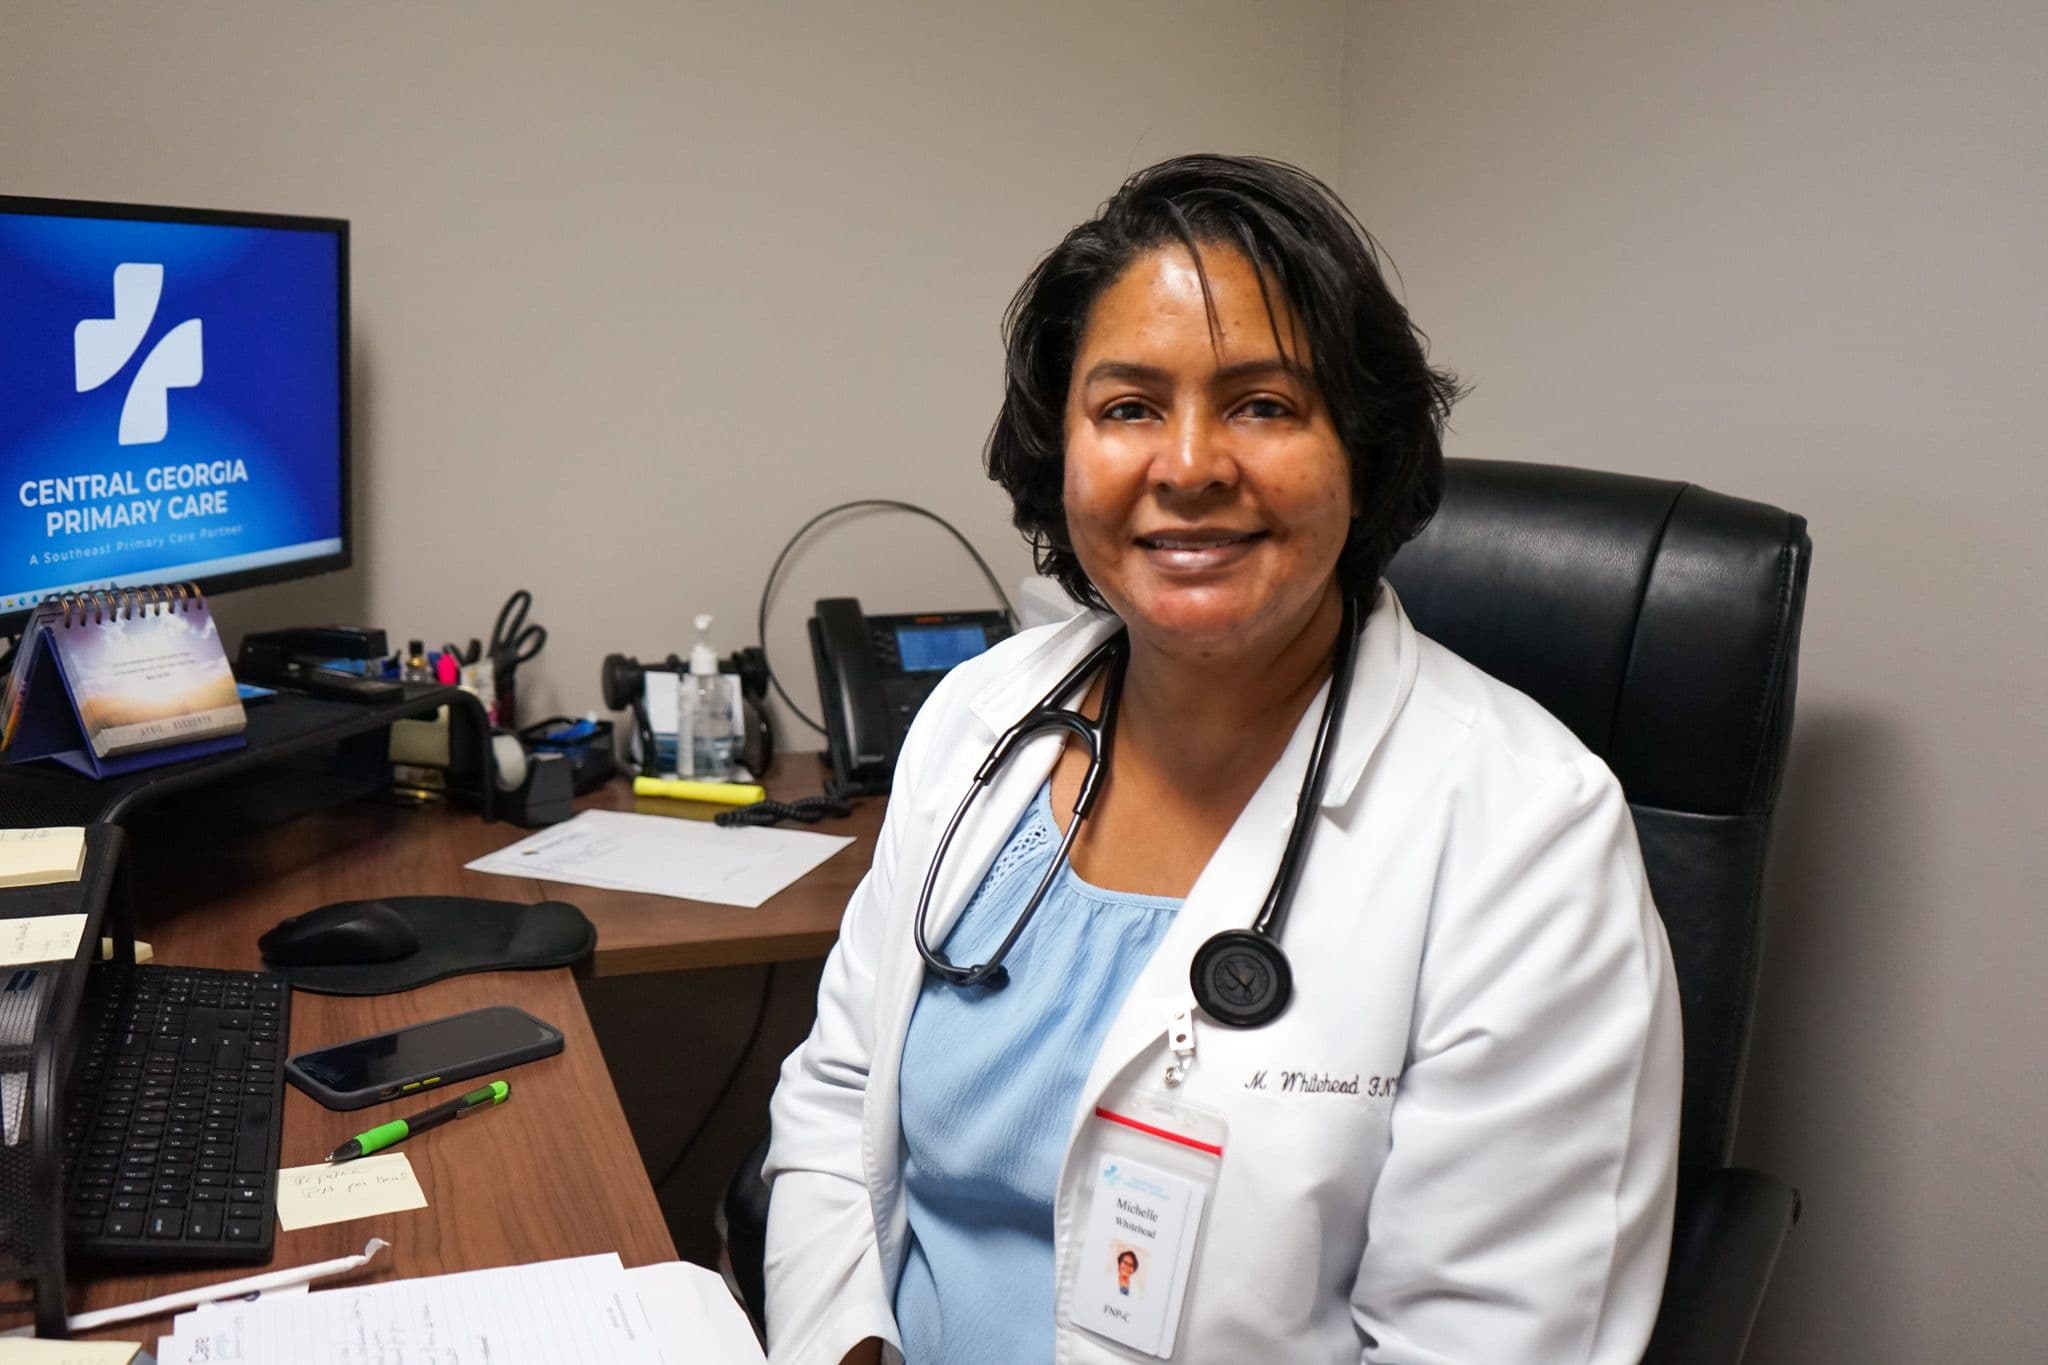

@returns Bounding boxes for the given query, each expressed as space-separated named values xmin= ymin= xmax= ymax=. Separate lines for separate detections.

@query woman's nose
xmin=1152 ymin=409 xmax=1238 ymax=496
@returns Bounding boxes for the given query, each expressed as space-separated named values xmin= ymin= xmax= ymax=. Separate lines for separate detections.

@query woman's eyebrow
xmin=1080 ymin=357 xmax=1305 ymax=387
xmin=1080 ymin=360 xmax=1172 ymax=387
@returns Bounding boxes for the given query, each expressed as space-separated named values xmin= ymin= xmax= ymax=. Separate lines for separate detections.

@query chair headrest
xmin=1385 ymin=459 xmax=1812 ymax=818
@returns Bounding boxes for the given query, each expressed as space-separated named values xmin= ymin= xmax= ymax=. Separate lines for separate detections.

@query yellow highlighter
xmin=632 ymin=775 xmax=767 ymax=805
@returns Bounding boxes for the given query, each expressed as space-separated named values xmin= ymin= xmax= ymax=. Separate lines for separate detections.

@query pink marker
xmin=435 ymin=652 xmax=459 ymax=686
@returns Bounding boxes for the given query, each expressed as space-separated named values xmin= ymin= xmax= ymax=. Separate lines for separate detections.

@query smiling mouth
xmin=1135 ymin=529 xmax=1266 ymax=550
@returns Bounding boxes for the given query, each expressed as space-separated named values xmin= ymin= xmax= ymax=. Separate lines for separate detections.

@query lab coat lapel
xmin=872 ymin=612 xmax=1124 ymax=1069
xmin=1068 ymin=694 xmax=1310 ymax=1109
xmin=1069 ymin=585 xmax=1419 ymax=1109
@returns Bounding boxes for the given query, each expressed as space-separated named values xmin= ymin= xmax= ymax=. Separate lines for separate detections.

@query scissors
xmin=488 ymin=590 xmax=546 ymax=669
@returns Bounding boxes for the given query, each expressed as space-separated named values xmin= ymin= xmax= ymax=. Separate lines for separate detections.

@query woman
xmin=764 ymin=155 xmax=1681 ymax=1364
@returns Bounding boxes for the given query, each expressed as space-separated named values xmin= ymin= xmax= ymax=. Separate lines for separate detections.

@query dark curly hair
xmin=984 ymin=154 xmax=1462 ymax=612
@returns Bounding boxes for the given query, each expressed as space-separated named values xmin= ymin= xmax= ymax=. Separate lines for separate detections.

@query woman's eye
xmin=1103 ymin=400 xmax=1152 ymax=422
xmin=1238 ymin=396 xmax=1294 ymax=421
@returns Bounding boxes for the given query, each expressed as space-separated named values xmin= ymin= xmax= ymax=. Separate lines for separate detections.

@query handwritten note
xmin=0 ymin=826 xmax=86 ymax=889
xmin=0 ymin=914 xmax=88 ymax=967
xmin=275 ymin=1152 xmax=427 ymax=1230
xmin=0 ymin=1340 xmax=140 ymax=1364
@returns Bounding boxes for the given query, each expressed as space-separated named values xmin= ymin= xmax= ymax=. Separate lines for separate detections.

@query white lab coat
xmin=764 ymin=586 xmax=1681 ymax=1365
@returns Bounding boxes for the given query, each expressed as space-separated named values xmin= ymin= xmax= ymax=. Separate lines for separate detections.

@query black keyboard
xmin=60 ymin=963 xmax=290 ymax=1263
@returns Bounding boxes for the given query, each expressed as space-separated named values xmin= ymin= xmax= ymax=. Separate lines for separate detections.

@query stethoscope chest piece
xmin=1190 ymin=928 xmax=1293 ymax=1028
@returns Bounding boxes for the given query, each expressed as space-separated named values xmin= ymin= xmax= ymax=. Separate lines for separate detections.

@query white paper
xmin=642 ymin=669 xmax=679 ymax=736
xmin=627 ymin=1261 xmax=764 ymax=1365
xmin=0 ymin=914 xmax=89 ymax=967
xmin=157 ymin=1253 xmax=664 ymax=1365
xmin=464 ymin=809 xmax=852 ymax=908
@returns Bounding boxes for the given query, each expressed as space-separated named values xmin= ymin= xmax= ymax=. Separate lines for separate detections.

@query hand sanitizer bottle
xmin=684 ymin=614 xmax=737 ymax=781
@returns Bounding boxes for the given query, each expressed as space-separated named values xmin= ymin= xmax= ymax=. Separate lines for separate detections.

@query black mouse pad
xmin=266 ymin=896 xmax=595 ymax=996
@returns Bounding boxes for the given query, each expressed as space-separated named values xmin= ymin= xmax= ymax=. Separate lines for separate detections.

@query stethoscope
xmin=913 ymin=593 xmax=1359 ymax=1029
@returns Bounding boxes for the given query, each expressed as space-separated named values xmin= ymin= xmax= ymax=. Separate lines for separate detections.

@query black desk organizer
xmin=0 ymin=684 xmax=496 ymax=830
xmin=0 ymin=688 xmax=498 ymax=1332
xmin=0 ymin=824 xmax=132 ymax=1336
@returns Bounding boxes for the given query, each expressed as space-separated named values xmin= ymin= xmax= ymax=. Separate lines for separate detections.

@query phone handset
xmin=809 ymin=597 xmax=893 ymax=790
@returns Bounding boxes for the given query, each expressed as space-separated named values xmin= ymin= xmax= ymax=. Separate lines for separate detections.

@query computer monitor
xmin=0 ymin=195 xmax=349 ymax=633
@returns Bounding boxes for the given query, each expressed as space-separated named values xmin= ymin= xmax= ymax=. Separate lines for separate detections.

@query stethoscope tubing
xmin=912 ymin=595 xmax=1357 ymax=1017
xmin=1250 ymin=591 xmax=1359 ymax=940
xmin=915 ymin=636 xmax=1126 ymax=989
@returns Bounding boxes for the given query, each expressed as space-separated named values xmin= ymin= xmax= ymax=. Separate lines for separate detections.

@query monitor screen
xmin=0 ymin=196 xmax=348 ymax=629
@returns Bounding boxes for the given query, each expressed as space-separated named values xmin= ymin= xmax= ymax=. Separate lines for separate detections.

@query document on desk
xmin=465 ymin=808 xmax=853 ymax=908
xmin=155 ymin=1252 xmax=763 ymax=1365
xmin=631 ymin=1261 xmax=767 ymax=1365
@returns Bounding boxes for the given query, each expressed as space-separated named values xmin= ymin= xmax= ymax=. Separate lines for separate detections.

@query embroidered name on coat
xmin=1245 ymin=1069 xmax=1399 ymax=1096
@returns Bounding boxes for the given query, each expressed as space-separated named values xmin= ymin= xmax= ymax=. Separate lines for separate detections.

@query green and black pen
xmin=327 ymin=1080 xmax=511 ymax=1162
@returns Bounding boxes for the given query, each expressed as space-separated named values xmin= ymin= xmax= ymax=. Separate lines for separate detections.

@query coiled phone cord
xmin=715 ymin=777 xmax=858 ymax=828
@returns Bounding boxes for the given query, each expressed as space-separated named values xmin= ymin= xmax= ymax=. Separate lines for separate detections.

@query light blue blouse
xmin=894 ymin=782 xmax=1182 ymax=1365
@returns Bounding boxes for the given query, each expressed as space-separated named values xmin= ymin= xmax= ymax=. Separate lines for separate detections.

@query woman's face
xmin=1062 ymin=244 xmax=1351 ymax=663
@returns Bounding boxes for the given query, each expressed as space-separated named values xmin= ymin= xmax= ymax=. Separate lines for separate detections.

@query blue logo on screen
xmin=73 ymin=263 xmax=205 ymax=445
xmin=1 ymin=209 xmax=345 ymax=601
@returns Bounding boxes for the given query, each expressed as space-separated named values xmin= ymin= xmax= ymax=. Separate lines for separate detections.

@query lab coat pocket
xmin=1190 ymin=1031 xmax=1399 ymax=1339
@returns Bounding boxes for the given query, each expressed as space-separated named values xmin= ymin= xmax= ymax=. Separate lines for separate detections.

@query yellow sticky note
xmin=274 ymin=1151 xmax=428 ymax=1231
xmin=0 ymin=826 xmax=86 ymax=889
xmin=0 ymin=1340 xmax=140 ymax=1363
xmin=96 ymin=938 xmax=153 ymax=964
xmin=0 ymin=914 xmax=89 ymax=967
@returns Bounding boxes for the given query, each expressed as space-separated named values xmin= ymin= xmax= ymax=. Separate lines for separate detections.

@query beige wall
xmin=1338 ymin=1 xmax=2047 ymax=1360
xmin=1 ymin=0 xmax=1343 ymax=731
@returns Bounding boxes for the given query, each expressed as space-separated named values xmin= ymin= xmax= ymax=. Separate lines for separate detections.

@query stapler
xmin=238 ymin=626 xmax=405 ymax=702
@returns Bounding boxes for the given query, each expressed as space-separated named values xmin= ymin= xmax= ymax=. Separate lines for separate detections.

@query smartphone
xmin=284 ymin=1004 xmax=564 ymax=1110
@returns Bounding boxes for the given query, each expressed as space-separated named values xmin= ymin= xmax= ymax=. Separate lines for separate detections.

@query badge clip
xmin=1163 ymin=1007 xmax=1196 ymax=1087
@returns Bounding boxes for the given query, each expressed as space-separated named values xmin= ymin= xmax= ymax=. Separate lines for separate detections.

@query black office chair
xmin=722 ymin=457 xmax=1809 ymax=1364
xmin=1383 ymin=458 xmax=1808 ymax=1364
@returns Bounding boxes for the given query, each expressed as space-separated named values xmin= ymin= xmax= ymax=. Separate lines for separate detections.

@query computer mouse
xmin=259 ymin=899 xmax=421 ymax=967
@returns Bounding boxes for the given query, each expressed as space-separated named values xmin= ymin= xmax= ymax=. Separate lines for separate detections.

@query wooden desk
xmin=142 ymin=764 xmax=881 ymax=976
xmin=38 ymin=764 xmax=876 ymax=1346
xmin=41 ymin=821 xmax=688 ymax=1346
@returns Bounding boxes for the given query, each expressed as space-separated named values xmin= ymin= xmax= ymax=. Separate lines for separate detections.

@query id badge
xmin=1063 ymin=1086 xmax=1227 ymax=1359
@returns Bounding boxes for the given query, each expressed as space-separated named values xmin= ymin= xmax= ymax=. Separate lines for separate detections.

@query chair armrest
xmin=719 ymin=1131 xmax=774 ymax=1331
xmin=1643 ymin=1166 xmax=1801 ymax=1365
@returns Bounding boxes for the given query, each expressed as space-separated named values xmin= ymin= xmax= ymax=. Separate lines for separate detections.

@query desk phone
xmin=808 ymin=598 xmax=1010 ymax=794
